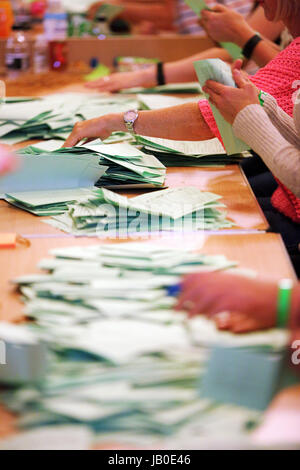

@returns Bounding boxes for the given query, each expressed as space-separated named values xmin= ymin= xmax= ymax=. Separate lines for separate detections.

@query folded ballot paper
xmin=194 ymin=59 xmax=250 ymax=155
xmin=44 ymin=186 xmax=234 ymax=236
xmin=184 ymin=0 xmax=243 ymax=60
xmin=0 ymin=241 xmax=288 ymax=446
xmin=1 ymin=140 xmax=166 ymax=210
xmin=135 ymin=134 xmax=245 ymax=167
xmin=0 ymin=145 xmax=108 ymax=202
xmin=0 ymin=94 xmax=140 ymax=145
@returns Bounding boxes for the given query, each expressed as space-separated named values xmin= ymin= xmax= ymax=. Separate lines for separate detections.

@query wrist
xmin=106 ymin=113 xmax=127 ymax=134
xmin=236 ymin=25 xmax=256 ymax=49
xmin=141 ymin=66 xmax=157 ymax=88
xmin=290 ymin=284 xmax=300 ymax=329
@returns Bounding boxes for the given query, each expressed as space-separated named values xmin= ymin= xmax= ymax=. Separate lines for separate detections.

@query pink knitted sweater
xmin=199 ymin=37 xmax=300 ymax=223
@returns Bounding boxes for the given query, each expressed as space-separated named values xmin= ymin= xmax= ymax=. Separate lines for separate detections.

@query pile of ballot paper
xmin=0 ymin=241 xmax=262 ymax=444
xmin=0 ymin=139 xmax=166 ymax=198
xmin=0 ymin=94 xmax=140 ymax=145
xmin=44 ymin=186 xmax=234 ymax=236
xmin=0 ymin=241 xmax=289 ymax=447
xmin=136 ymin=135 xmax=245 ymax=167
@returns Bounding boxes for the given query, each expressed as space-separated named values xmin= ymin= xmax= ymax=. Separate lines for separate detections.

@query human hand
xmin=202 ymin=65 xmax=260 ymax=124
xmin=85 ymin=68 xmax=155 ymax=92
xmin=175 ymin=272 xmax=277 ymax=333
xmin=200 ymin=4 xmax=254 ymax=47
xmin=88 ymin=0 xmax=119 ymax=20
xmin=62 ymin=113 xmax=124 ymax=147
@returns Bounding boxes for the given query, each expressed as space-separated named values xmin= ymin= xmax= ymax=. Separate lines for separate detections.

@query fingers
xmin=233 ymin=59 xmax=243 ymax=72
xmin=232 ymin=69 xmax=251 ymax=89
xmin=214 ymin=312 xmax=263 ymax=334
xmin=62 ymin=132 xmax=81 ymax=148
xmin=203 ymin=80 xmax=226 ymax=96
xmin=85 ymin=77 xmax=118 ymax=92
xmin=62 ymin=123 xmax=84 ymax=147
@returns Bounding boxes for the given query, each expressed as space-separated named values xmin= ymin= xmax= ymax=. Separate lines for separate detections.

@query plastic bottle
xmin=0 ymin=1 xmax=14 ymax=38
xmin=33 ymin=34 xmax=48 ymax=74
xmin=44 ymin=0 xmax=68 ymax=71
xmin=11 ymin=0 xmax=31 ymax=30
xmin=5 ymin=29 xmax=30 ymax=79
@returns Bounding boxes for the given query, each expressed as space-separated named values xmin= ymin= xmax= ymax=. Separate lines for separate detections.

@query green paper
xmin=194 ymin=59 xmax=250 ymax=155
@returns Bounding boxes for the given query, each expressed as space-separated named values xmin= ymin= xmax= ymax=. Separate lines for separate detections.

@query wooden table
xmin=0 ymin=164 xmax=268 ymax=237
xmin=0 ymin=232 xmax=295 ymax=324
xmin=0 ymin=79 xmax=298 ymax=448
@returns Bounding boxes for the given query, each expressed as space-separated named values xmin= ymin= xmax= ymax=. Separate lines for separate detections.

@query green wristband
xmin=258 ymin=90 xmax=269 ymax=107
xmin=277 ymin=279 xmax=293 ymax=328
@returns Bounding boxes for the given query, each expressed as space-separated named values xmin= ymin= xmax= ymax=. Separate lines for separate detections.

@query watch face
xmin=125 ymin=110 xmax=137 ymax=122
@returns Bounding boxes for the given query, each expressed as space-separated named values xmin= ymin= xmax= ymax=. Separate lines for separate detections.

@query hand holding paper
xmin=194 ymin=59 xmax=250 ymax=154
xmin=203 ymin=67 xmax=261 ymax=125
xmin=184 ymin=0 xmax=243 ymax=60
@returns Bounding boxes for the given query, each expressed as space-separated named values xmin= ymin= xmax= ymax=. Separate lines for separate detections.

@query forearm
xmin=121 ymin=3 xmax=175 ymax=29
xmin=110 ymin=103 xmax=214 ymax=141
xmin=263 ymin=94 xmax=300 ymax=147
xmin=233 ymin=105 xmax=300 ymax=198
xmin=164 ymin=48 xmax=232 ymax=83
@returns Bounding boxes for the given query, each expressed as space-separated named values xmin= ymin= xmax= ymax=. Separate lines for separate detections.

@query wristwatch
xmin=124 ymin=109 xmax=139 ymax=134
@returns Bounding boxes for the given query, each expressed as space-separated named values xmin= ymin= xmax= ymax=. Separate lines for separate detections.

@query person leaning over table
xmin=175 ymin=272 xmax=300 ymax=371
xmin=86 ymin=3 xmax=283 ymax=93
xmin=201 ymin=56 xmax=300 ymax=273
xmin=88 ymin=0 xmax=254 ymax=35
xmin=63 ymin=0 xmax=300 ymax=255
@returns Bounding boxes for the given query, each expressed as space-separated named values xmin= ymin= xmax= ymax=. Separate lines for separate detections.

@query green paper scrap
xmin=84 ymin=64 xmax=111 ymax=82
xmin=194 ymin=59 xmax=250 ymax=155
xmin=184 ymin=0 xmax=243 ymax=60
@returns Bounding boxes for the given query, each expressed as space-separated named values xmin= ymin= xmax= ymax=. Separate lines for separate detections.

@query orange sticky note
xmin=0 ymin=233 xmax=17 ymax=248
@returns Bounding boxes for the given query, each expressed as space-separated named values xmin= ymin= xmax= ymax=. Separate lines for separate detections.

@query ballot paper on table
xmin=184 ymin=0 xmax=243 ymax=60
xmin=0 ymin=94 xmax=140 ymax=144
xmin=137 ymin=94 xmax=201 ymax=110
xmin=134 ymin=134 xmax=245 ymax=167
xmin=2 ymin=240 xmax=289 ymax=444
xmin=44 ymin=186 xmax=233 ymax=236
xmin=194 ymin=59 xmax=250 ymax=155
xmin=0 ymin=149 xmax=107 ymax=201
xmin=14 ymin=139 xmax=166 ymax=190
xmin=120 ymin=82 xmax=202 ymax=94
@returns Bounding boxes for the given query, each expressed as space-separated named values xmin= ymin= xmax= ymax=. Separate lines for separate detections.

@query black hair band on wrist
xmin=156 ymin=62 xmax=166 ymax=86
xmin=242 ymin=34 xmax=263 ymax=59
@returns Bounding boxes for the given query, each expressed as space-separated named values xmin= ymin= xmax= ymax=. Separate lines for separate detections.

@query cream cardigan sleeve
xmin=233 ymin=95 xmax=300 ymax=198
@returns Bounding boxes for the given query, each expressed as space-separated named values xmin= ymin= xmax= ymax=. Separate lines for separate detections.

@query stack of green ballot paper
xmin=15 ymin=139 xmax=166 ymax=190
xmin=4 ymin=188 xmax=99 ymax=216
xmin=0 ymin=241 xmax=287 ymax=445
xmin=0 ymin=94 xmax=140 ymax=145
xmin=44 ymin=186 xmax=234 ymax=236
xmin=136 ymin=135 xmax=245 ymax=167
xmin=0 ymin=141 xmax=108 ymax=200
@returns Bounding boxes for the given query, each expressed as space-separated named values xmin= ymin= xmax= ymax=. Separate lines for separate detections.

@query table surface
xmin=0 ymin=164 xmax=268 ymax=237
xmin=0 ymin=232 xmax=295 ymax=323
xmin=0 ymin=81 xmax=298 ymax=448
